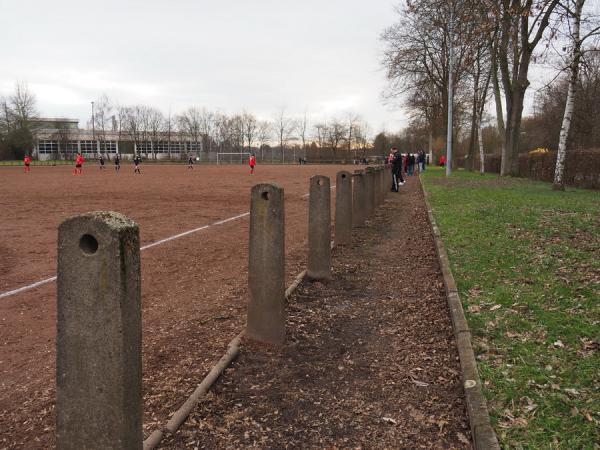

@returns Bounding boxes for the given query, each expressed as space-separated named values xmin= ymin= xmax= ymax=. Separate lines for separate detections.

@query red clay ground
xmin=160 ymin=176 xmax=471 ymax=449
xmin=0 ymin=163 xmax=349 ymax=449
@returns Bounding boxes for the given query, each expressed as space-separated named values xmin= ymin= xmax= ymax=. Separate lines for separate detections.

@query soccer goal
xmin=216 ymin=152 xmax=251 ymax=165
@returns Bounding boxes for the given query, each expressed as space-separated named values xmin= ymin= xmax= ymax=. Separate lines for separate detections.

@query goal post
xmin=216 ymin=152 xmax=251 ymax=165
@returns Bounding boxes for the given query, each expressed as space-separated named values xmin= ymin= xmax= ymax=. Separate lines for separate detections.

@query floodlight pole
xmin=91 ymin=101 xmax=96 ymax=154
xmin=446 ymin=6 xmax=454 ymax=177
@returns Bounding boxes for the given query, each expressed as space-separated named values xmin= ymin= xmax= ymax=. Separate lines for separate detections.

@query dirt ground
xmin=160 ymin=176 xmax=471 ymax=449
xmin=0 ymin=163 xmax=350 ymax=449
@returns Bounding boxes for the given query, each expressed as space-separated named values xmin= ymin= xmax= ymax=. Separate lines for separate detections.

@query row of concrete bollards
xmin=55 ymin=165 xmax=390 ymax=449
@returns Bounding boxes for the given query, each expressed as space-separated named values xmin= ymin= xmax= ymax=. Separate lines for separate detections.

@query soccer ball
xmin=196 ymin=157 xmax=200 ymax=161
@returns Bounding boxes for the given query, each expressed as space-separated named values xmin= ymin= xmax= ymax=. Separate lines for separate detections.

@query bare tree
xmin=177 ymin=107 xmax=203 ymax=158
xmin=165 ymin=110 xmax=174 ymax=159
xmin=380 ymin=0 xmax=477 ymax=163
xmin=10 ymin=82 xmax=38 ymax=127
xmin=123 ymin=105 xmax=147 ymax=155
xmin=242 ymin=111 xmax=258 ymax=152
xmin=0 ymin=82 xmax=39 ymax=159
xmin=466 ymin=40 xmax=493 ymax=171
xmin=553 ymin=0 xmax=600 ymax=189
xmin=230 ymin=114 xmax=244 ymax=155
xmin=92 ymin=95 xmax=113 ymax=157
xmin=148 ymin=108 xmax=165 ymax=160
xmin=295 ymin=111 xmax=309 ymax=161
xmin=491 ymin=0 xmax=562 ymax=175
xmin=275 ymin=108 xmax=296 ymax=162
xmin=54 ymin=124 xmax=73 ymax=160
xmin=116 ymin=105 xmax=130 ymax=155
xmin=257 ymin=120 xmax=272 ymax=161
xmin=313 ymin=122 xmax=327 ymax=148
xmin=199 ymin=108 xmax=214 ymax=154
xmin=327 ymin=119 xmax=345 ymax=161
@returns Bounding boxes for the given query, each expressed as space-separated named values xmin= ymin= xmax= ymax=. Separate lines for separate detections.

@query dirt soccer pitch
xmin=0 ymin=163 xmax=357 ymax=448
xmin=1 ymin=163 xmax=474 ymax=449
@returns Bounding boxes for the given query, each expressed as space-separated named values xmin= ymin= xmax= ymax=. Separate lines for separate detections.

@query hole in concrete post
xmin=261 ymin=191 xmax=270 ymax=201
xmin=79 ymin=234 xmax=99 ymax=255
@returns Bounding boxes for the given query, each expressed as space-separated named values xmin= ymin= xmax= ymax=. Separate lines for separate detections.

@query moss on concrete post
xmin=247 ymin=183 xmax=286 ymax=345
xmin=307 ymin=175 xmax=331 ymax=280
xmin=335 ymin=171 xmax=352 ymax=245
xmin=57 ymin=211 xmax=142 ymax=450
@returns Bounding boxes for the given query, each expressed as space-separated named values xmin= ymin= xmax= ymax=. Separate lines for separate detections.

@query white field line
xmin=0 ymin=185 xmax=337 ymax=300
xmin=0 ymin=212 xmax=251 ymax=300
xmin=0 ymin=276 xmax=58 ymax=299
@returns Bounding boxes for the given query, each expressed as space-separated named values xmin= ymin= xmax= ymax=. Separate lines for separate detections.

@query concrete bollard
xmin=371 ymin=167 xmax=378 ymax=208
xmin=352 ymin=170 xmax=366 ymax=227
xmin=381 ymin=166 xmax=391 ymax=205
xmin=247 ymin=183 xmax=286 ymax=345
xmin=57 ymin=211 xmax=142 ymax=450
xmin=335 ymin=171 xmax=352 ymax=245
xmin=307 ymin=175 xmax=332 ymax=280
xmin=364 ymin=167 xmax=374 ymax=217
xmin=375 ymin=167 xmax=383 ymax=206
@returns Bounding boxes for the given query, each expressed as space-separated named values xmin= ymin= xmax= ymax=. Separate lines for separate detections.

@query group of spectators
xmin=386 ymin=148 xmax=428 ymax=192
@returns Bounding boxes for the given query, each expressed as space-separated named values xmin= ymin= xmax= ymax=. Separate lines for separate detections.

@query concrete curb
xmin=419 ymin=176 xmax=500 ymax=450
xmin=142 ymin=270 xmax=307 ymax=450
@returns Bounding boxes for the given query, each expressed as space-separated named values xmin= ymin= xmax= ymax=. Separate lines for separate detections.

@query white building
xmin=32 ymin=118 xmax=200 ymax=161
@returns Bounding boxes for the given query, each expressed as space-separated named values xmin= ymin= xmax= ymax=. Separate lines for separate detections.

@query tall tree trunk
xmin=553 ymin=0 xmax=584 ymax=191
xmin=491 ymin=53 xmax=505 ymax=136
xmin=467 ymin=77 xmax=479 ymax=171
xmin=478 ymin=120 xmax=485 ymax=173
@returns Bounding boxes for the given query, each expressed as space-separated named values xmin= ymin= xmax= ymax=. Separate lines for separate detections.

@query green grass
xmin=421 ymin=167 xmax=600 ymax=449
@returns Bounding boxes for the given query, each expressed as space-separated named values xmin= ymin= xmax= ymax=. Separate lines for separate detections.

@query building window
xmin=65 ymin=141 xmax=79 ymax=154
xmin=38 ymin=140 xmax=58 ymax=154
xmin=80 ymin=140 xmax=97 ymax=154
xmin=99 ymin=141 xmax=117 ymax=153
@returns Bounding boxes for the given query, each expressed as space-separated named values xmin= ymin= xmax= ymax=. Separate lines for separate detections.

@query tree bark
xmin=478 ymin=120 xmax=485 ymax=173
xmin=553 ymin=0 xmax=584 ymax=190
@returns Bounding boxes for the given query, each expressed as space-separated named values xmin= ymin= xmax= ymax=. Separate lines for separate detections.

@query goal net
xmin=216 ymin=152 xmax=251 ymax=165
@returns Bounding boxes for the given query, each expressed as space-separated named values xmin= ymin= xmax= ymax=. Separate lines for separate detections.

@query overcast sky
xmin=0 ymin=0 xmax=411 ymax=135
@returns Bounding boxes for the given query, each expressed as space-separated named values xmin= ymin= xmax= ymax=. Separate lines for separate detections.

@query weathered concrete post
xmin=57 ymin=211 xmax=142 ymax=450
xmin=375 ymin=167 xmax=383 ymax=206
xmin=379 ymin=166 xmax=386 ymax=204
xmin=307 ymin=175 xmax=332 ymax=280
xmin=364 ymin=167 xmax=374 ymax=217
xmin=335 ymin=171 xmax=352 ymax=245
xmin=247 ymin=183 xmax=286 ymax=345
xmin=352 ymin=170 xmax=366 ymax=227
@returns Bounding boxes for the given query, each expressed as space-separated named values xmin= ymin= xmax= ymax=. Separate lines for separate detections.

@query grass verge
xmin=421 ymin=167 xmax=599 ymax=449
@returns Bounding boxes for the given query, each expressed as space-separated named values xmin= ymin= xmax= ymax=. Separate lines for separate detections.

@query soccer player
xmin=187 ymin=155 xmax=194 ymax=169
xmin=23 ymin=155 xmax=31 ymax=173
xmin=114 ymin=154 xmax=121 ymax=173
xmin=249 ymin=153 xmax=256 ymax=175
xmin=99 ymin=155 xmax=106 ymax=170
xmin=133 ymin=155 xmax=141 ymax=174
xmin=73 ymin=152 xmax=84 ymax=175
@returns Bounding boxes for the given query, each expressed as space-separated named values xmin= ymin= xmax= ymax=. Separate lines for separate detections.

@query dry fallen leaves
xmin=467 ymin=304 xmax=481 ymax=313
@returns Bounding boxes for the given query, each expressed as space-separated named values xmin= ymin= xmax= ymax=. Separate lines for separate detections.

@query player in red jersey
xmin=73 ymin=153 xmax=85 ymax=175
xmin=23 ymin=155 xmax=31 ymax=172
xmin=248 ymin=154 xmax=256 ymax=175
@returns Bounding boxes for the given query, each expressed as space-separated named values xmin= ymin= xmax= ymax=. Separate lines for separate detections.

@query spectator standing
xmin=391 ymin=148 xmax=405 ymax=192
